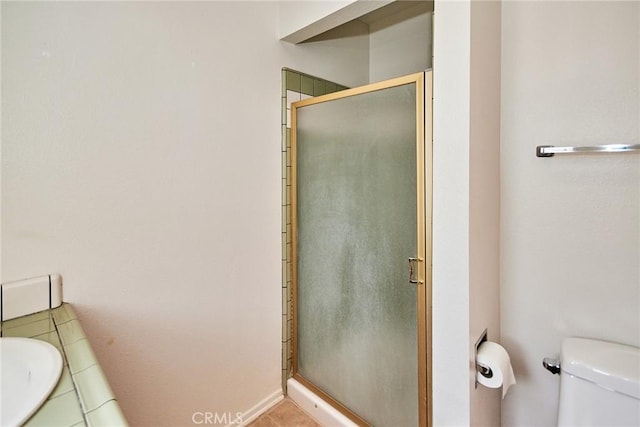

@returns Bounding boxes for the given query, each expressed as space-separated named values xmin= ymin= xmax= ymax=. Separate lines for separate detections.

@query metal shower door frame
xmin=290 ymin=71 xmax=433 ymax=427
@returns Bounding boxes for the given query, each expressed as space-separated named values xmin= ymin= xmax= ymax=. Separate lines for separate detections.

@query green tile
xmin=281 ymin=178 xmax=287 ymax=204
xmin=86 ymin=400 xmax=127 ymax=427
xmin=281 ymin=341 xmax=287 ymax=369
xmin=32 ymin=330 xmax=64 ymax=353
xmin=2 ymin=310 xmax=51 ymax=329
xmin=50 ymin=365 xmax=75 ymax=399
xmin=301 ymin=75 xmax=314 ymax=96
xmin=336 ymin=85 xmax=349 ymax=92
xmin=281 ymin=233 xmax=287 ymax=261
xmin=73 ymin=365 xmax=115 ymax=412
xmin=281 ymin=99 xmax=287 ymax=126
xmin=286 ymin=128 xmax=291 ymax=149
xmin=281 ymin=124 xmax=288 ymax=151
xmin=281 ymin=314 xmax=287 ymax=340
xmin=325 ymin=81 xmax=337 ymax=93
xmin=281 ymin=206 xmax=287 ymax=232
xmin=281 ymin=69 xmax=287 ymax=97
xmin=24 ymin=391 xmax=85 ymax=427
xmin=285 ymin=70 xmax=300 ymax=92
xmin=3 ymin=317 xmax=55 ymax=337
xmin=282 ymin=261 xmax=287 ymax=285
xmin=285 ymin=261 xmax=291 ymax=282
xmin=64 ymin=339 xmax=98 ymax=374
xmin=57 ymin=320 xmax=87 ymax=346
xmin=281 ymin=141 xmax=287 ymax=174
xmin=51 ymin=304 xmax=78 ymax=325
xmin=282 ymin=288 xmax=288 ymax=315
xmin=313 ymin=79 xmax=326 ymax=96
xmin=281 ymin=235 xmax=287 ymax=260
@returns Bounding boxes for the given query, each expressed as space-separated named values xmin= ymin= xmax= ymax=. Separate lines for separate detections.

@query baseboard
xmin=232 ymin=389 xmax=284 ymax=427
xmin=287 ymin=378 xmax=357 ymax=427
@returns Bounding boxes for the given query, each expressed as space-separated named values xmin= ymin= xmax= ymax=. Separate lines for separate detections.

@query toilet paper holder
xmin=474 ymin=329 xmax=493 ymax=388
xmin=478 ymin=363 xmax=493 ymax=378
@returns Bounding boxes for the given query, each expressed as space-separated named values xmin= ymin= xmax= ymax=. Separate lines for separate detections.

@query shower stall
xmin=284 ymin=71 xmax=433 ymax=426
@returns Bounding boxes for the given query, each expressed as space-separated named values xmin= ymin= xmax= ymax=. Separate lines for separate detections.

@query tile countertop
xmin=1 ymin=304 xmax=128 ymax=427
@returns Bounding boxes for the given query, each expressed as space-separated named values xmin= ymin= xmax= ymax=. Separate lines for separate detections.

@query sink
xmin=0 ymin=337 xmax=63 ymax=426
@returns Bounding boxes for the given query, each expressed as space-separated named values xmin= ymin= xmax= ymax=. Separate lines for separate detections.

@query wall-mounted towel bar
xmin=536 ymin=143 xmax=640 ymax=157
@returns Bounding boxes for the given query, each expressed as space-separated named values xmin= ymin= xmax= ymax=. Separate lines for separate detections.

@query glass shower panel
xmin=296 ymin=83 xmax=418 ymax=426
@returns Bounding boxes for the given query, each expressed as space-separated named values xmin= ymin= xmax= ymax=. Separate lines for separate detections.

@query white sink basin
xmin=0 ymin=337 xmax=63 ymax=426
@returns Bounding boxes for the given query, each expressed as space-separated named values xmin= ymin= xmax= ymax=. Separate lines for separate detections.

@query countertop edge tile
xmin=52 ymin=304 xmax=79 ymax=325
xmin=64 ymin=338 xmax=98 ymax=374
xmin=86 ymin=400 xmax=128 ymax=427
xmin=3 ymin=303 xmax=128 ymax=427
xmin=73 ymin=364 xmax=116 ymax=413
xmin=57 ymin=319 xmax=87 ymax=346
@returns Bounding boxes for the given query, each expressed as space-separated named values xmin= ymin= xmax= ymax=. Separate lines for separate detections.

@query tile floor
xmin=248 ymin=398 xmax=321 ymax=427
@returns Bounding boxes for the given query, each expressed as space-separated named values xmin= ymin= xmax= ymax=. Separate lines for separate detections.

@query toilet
xmin=556 ymin=337 xmax=640 ymax=426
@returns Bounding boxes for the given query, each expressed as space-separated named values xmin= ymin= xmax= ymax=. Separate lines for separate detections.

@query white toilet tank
xmin=558 ymin=338 xmax=640 ymax=426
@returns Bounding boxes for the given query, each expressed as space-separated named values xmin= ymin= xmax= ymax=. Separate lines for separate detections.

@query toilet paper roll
xmin=476 ymin=341 xmax=516 ymax=398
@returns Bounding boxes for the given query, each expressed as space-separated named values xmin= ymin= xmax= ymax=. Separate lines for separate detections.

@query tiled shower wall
xmin=281 ymin=69 xmax=348 ymax=390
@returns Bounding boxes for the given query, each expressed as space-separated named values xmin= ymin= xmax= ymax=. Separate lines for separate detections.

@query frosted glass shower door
xmin=291 ymin=72 xmax=430 ymax=427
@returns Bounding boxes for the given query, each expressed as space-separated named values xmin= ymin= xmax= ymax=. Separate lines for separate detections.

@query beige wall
xmin=469 ymin=0 xmax=502 ymax=425
xmin=368 ymin=2 xmax=433 ymax=82
xmin=1 ymin=2 xmax=368 ymax=425
xmin=8 ymin=2 xmax=633 ymax=426
xmin=501 ymin=1 xmax=639 ymax=425
xmin=279 ymin=0 xmax=392 ymax=43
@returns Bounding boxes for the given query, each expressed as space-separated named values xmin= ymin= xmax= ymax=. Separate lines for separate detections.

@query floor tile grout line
xmin=266 ymin=414 xmax=281 ymax=427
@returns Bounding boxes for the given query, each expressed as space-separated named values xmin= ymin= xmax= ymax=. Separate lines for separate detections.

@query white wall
xmin=432 ymin=0 xmax=502 ymax=425
xmin=432 ymin=1 xmax=472 ymax=425
xmin=1 ymin=2 xmax=368 ymax=425
xmin=501 ymin=2 xmax=640 ymax=426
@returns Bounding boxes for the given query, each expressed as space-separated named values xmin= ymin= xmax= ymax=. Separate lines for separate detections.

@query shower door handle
xmin=408 ymin=257 xmax=424 ymax=285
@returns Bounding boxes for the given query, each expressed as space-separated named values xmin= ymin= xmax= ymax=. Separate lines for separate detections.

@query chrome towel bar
xmin=536 ymin=143 xmax=640 ymax=157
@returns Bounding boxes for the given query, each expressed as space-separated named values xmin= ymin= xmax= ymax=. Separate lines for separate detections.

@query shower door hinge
xmin=408 ymin=257 xmax=424 ymax=285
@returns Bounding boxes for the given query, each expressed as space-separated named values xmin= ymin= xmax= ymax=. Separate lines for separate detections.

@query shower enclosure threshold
xmin=287 ymin=378 xmax=358 ymax=427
